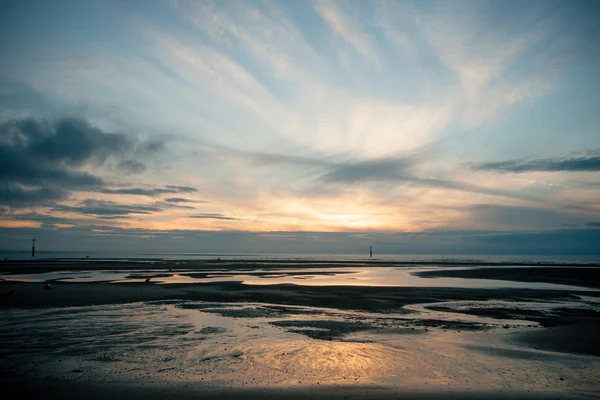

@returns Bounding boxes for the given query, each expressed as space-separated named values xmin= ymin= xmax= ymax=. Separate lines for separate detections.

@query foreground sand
xmin=5 ymin=381 xmax=594 ymax=400
xmin=1 ymin=260 xmax=599 ymax=399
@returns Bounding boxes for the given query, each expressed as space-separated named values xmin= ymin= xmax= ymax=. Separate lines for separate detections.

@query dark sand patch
xmin=510 ymin=318 xmax=600 ymax=357
xmin=464 ymin=345 xmax=571 ymax=361
xmin=124 ymin=273 xmax=174 ymax=279
xmin=270 ymin=320 xmax=376 ymax=340
xmin=403 ymin=319 xmax=487 ymax=331
xmin=197 ymin=327 xmax=228 ymax=335
xmin=177 ymin=302 xmax=324 ymax=319
xmin=270 ymin=318 xmax=485 ymax=341
xmin=185 ymin=306 xmax=283 ymax=319
xmin=425 ymin=305 xmax=600 ymax=327
xmin=415 ymin=267 xmax=600 ymax=289
xmin=2 ymin=280 xmax=598 ymax=316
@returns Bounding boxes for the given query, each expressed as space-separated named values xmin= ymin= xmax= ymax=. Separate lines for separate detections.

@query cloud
xmin=422 ymin=1 xmax=547 ymax=95
xmin=26 ymin=118 xmax=128 ymax=165
xmin=465 ymin=77 xmax=553 ymax=126
xmin=0 ymin=185 xmax=66 ymax=207
xmin=101 ymin=185 xmax=198 ymax=196
xmin=165 ymin=185 xmax=197 ymax=193
xmin=318 ymin=155 xmax=539 ymax=202
xmin=468 ymin=204 xmax=589 ymax=230
xmin=116 ymin=159 xmax=146 ymax=174
xmin=321 ymin=158 xmax=414 ymax=183
xmin=189 ymin=213 xmax=241 ymax=221
xmin=101 ymin=188 xmax=161 ymax=196
xmin=0 ymin=76 xmax=53 ymax=117
xmin=0 ymin=116 xmax=164 ymax=208
xmin=472 ymin=152 xmax=600 ymax=173
xmin=244 ymin=150 xmax=334 ymax=168
xmin=168 ymin=2 xmax=449 ymax=158
xmin=219 ymin=143 xmax=543 ymax=203
xmin=175 ymin=0 xmax=320 ymax=82
xmin=140 ymin=24 xmax=292 ymax=141
xmin=417 ymin=0 xmax=560 ymax=127
xmin=54 ymin=199 xmax=162 ymax=217
xmin=312 ymin=0 xmax=380 ymax=66
xmin=138 ymin=138 xmax=166 ymax=154
xmin=156 ymin=201 xmax=195 ymax=210
xmin=164 ymin=198 xmax=195 ymax=203
xmin=4 ymin=212 xmax=80 ymax=228
xmin=49 ymin=197 xmax=197 ymax=219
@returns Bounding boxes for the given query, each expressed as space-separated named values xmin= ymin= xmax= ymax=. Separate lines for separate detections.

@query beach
xmin=1 ymin=259 xmax=599 ymax=399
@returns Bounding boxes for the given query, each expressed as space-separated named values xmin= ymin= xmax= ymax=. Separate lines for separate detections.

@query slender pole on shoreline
xmin=32 ymin=238 xmax=36 ymax=257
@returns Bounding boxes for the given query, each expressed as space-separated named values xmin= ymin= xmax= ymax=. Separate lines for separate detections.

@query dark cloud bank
xmin=0 ymin=116 xmax=181 ymax=208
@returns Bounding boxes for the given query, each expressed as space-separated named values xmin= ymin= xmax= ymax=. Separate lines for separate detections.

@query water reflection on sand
xmin=0 ymin=266 xmax=592 ymax=291
xmin=1 ymin=299 xmax=599 ymax=395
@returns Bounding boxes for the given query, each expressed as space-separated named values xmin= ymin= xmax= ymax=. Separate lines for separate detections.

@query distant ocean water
xmin=0 ymin=250 xmax=599 ymax=264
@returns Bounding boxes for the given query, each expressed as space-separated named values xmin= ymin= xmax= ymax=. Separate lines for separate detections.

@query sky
xmin=0 ymin=0 xmax=599 ymax=255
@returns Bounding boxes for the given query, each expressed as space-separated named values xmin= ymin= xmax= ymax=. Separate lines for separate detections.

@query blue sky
xmin=1 ymin=0 xmax=599 ymax=254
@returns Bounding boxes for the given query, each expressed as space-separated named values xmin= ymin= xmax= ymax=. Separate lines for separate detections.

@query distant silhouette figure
xmin=32 ymin=238 xmax=36 ymax=257
xmin=369 ymin=246 xmax=372 ymax=258
xmin=145 ymin=277 xmax=151 ymax=283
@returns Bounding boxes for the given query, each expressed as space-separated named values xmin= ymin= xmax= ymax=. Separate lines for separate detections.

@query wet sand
xmin=3 ymin=279 xmax=600 ymax=351
xmin=2 ymin=260 xmax=600 ymax=399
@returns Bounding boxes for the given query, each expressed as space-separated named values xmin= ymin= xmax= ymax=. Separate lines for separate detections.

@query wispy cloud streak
xmin=473 ymin=152 xmax=600 ymax=173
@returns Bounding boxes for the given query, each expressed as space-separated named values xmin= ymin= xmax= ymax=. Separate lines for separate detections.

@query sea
xmin=1 ymin=250 xmax=599 ymax=264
